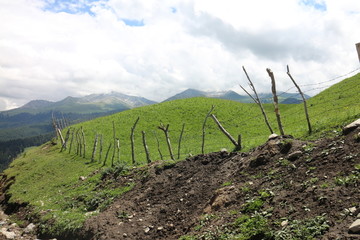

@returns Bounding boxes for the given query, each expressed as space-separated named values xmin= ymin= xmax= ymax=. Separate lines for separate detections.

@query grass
xmin=3 ymin=73 xmax=360 ymax=237
xmin=4 ymin=144 xmax=134 ymax=236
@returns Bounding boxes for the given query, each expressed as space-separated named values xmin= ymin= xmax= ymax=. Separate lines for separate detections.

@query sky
xmin=0 ymin=0 xmax=360 ymax=110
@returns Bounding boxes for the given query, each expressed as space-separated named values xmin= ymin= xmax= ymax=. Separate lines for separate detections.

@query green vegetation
xmin=4 ymin=144 xmax=134 ymax=236
xmin=3 ymin=73 xmax=360 ymax=237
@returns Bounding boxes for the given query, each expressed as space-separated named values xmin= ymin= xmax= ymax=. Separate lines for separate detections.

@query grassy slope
xmin=3 ymin=73 xmax=359 ymax=236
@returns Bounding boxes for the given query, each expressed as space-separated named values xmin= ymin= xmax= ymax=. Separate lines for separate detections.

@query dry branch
xmin=287 ymin=65 xmax=312 ymax=134
xmin=153 ymin=130 xmax=163 ymax=160
xmin=267 ymin=68 xmax=285 ymax=135
xmin=202 ymin=105 xmax=215 ymax=154
xmin=142 ymin=131 xmax=151 ymax=163
xmin=178 ymin=123 xmax=185 ymax=159
xmin=241 ymin=66 xmax=274 ymax=134
xmin=131 ymin=117 xmax=140 ymax=165
xmin=158 ymin=123 xmax=174 ymax=160
xmin=210 ymin=114 xmax=241 ymax=151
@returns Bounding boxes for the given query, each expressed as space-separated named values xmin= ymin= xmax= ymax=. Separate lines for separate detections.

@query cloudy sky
xmin=0 ymin=0 xmax=359 ymax=110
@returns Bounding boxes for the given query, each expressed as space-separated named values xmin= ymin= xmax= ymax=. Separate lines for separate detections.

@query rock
xmin=281 ymin=220 xmax=289 ymax=227
xmin=24 ymin=223 xmax=36 ymax=233
xmin=79 ymin=176 xmax=87 ymax=181
xmin=0 ymin=228 xmax=16 ymax=239
xmin=349 ymin=207 xmax=357 ymax=214
xmin=357 ymin=213 xmax=360 ymax=219
xmin=268 ymin=133 xmax=278 ymax=140
xmin=144 ymin=227 xmax=150 ymax=233
xmin=287 ymin=151 xmax=302 ymax=161
xmin=343 ymin=119 xmax=360 ymax=135
xmin=349 ymin=219 xmax=360 ymax=233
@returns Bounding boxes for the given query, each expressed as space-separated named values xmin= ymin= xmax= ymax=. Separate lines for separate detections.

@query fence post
xmin=210 ymin=114 xmax=241 ymax=151
xmin=102 ymin=143 xmax=112 ymax=167
xmin=266 ymin=68 xmax=285 ymax=135
xmin=287 ymin=65 xmax=312 ymax=134
xmin=142 ymin=131 xmax=151 ymax=163
xmin=81 ymin=127 xmax=86 ymax=158
xmin=202 ymin=105 xmax=215 ymax=154
xmin=356 ymin=42 xmax=360 ymax=62
xmin=241 ymin=66 xmax=274 ymax=134
xmin=91 ymin=134 xmax=98 ymax=163
xmin=153 ymin=130 xmax=163 ymax=160
xmin=178 ymin=123 xmax=185 ymax=159
xmin=130 ymin=117 xmax=140 ymax=165
xmin=158 ymin=123 xmax=174 ymax=160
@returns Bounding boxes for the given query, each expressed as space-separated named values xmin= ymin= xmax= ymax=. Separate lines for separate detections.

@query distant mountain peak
xmin=20 ymin=100 xmax=53 ymax=109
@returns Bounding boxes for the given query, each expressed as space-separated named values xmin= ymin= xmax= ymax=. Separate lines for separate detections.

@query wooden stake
xmin=81 ymin=127 xmax=86 ymax=158
xmin=158 ymin=123 xmax=174 ymax=160
xmin=91 ymin=134 xmax=98 ymax=162
xmin=287 ymin=65 xmax=312 ymax=134
xmin=111 ymin=121 xmax=116 ymax=166
xmin=60 ymin=128 xmax=71 ymax=152
xmin=102 ymin=143 xmax=112 ymax=167
xmin=130 ymin=117 xmax=140 ymax=165
xmin=98 ymin=134 xmax=103 ymax=163
xmin=202 ymin=105 xmax=215 ymax=154
xmin=241 ymin=66 xmax=274 ymax=134
xmin=266 ymin=68 xmax=285 ymax=135
xmin=153 ymin=130 xmax=163 ymax=160
xmin=356 ymin=42 xmax=360 ymax=62
xmin=210 ymin=114 xmax=241 ymax=151
xmin=142 ymin=131 xmax=151 ymax=163
xmin=68 ymin=128 xmax=74 ymax=154
xmin=178 ymin=123 xmax=185 ymax=159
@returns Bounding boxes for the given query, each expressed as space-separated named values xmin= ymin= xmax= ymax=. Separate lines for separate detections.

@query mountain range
xmin=163 ymin=88 xmax=310 ymax=104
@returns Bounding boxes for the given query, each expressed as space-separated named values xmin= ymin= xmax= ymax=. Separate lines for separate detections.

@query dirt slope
xmin=81 ymin=126 xmax=360 ymax=240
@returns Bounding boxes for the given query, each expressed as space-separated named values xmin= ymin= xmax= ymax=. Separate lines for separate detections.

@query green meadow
xmin=3 ymin=73 xmax=359 ymax=236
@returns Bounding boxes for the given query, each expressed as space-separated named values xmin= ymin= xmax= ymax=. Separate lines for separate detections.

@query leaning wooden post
xmin=286 ymin=65 xmax=312 ymax=134
xmin=102 ymin=143 xmax=112 ymax=167
xmin=68 ymin=128 xmax=74 ymax=154
xmin=115 ymin=138 xmax=120 ymax=164
xmin=91 ymin=134 xmax=98 ymax=163
xmin=241 ymin=66 xmax=274 ymax=134
xmin=210 ymin=114 xmax=241 ymax=151
xmin=130 ymin=117 xmax=140 ymax=165
xmin=52 ymin=112 xmax=59 ymax=141
xmin=57 ymin=128 xmax=65 ymax=148
xmin=111 ymin=121 xmax=116 ymax=166
xmin=202 ymin=105 xmax=215 ymax=154
xmin=81 ymin=126 xmax=86 ymax=158
xmin=178 ymin=123 xmax=185 ymax=159
xmin=266 ymin=68 xmax=285 ymax=135
xmin=153 ymin=130 xmax=163 ymax=160
xmin=98 ymin=134 xmax=103 ymax=163
xmin=158 ymin=123 xmax=175 ymax=160
xmin=356 ymin=42 xmax=360 ymax=62
xmin=142 ymin=131 xmax=151 ymax=163
xmin=60 ymin=128 xmax=71 ymax=152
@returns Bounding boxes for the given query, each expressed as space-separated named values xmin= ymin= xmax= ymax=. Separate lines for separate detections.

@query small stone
xmin=343 ymin=119 xmax=360 ymax=135
xmin=24 ymin=223 xmax=36 ymax=233
xmin=349 ymin=219 xmax=360 ymax=233
xmin=281 ymin=220 xmax=289 ymax=227
xmin=349 ymin=207 xmax=357 ymax=214
xmin=157 ymin=226 xmax=164 ymax=231
xmin=268 ymin=133 xmax=279 ymax=140
xmin=287 ymin=151 xmax=302 ymax=161
xmin=1 ymin=229 xmax=16 ymax=239
xmin=144 ymin=227 xmax=150 ymax=233
xmin=79 ymin=176 xmax=86 ymax=181
xmin=357 ymin=213 xmax=360 ymax=219
xmin=123 ymin=233 xmax=128 ymax=237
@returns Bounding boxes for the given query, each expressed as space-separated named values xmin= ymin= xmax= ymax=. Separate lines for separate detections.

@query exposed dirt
xmin=80 ymin=126 xmax=360 ymax=240
xmin=1 ymin=124 xmax=360 ymax=240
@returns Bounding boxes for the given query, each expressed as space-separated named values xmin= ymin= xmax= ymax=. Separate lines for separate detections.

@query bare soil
xmin=1 ymin=126 xmax=360 ymax=240
xmin=81 ymin=127 xmax=360 ymax=240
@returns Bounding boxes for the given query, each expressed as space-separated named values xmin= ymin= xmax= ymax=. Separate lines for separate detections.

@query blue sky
xmin=0 ymin=0 xmax=359 ymax=110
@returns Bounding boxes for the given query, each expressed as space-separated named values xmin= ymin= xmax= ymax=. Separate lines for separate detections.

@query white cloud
xmin=0 ymin=0 xmax=359 ymax=110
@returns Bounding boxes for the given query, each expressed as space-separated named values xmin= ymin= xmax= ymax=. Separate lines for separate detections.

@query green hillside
xmin=2 ymin=73 xmax=359 ymax=237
